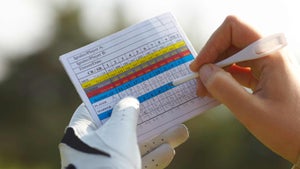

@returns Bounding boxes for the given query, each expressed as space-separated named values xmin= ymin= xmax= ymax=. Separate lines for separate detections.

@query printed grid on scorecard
xmin=59 ymin=13 xmax=219 ymax=142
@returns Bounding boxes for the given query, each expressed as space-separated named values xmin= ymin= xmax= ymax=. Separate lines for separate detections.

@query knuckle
xmin=225 ymin=15 xmax=240 ymax=24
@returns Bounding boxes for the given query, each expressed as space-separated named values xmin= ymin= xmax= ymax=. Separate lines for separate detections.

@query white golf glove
xmin=59 ymin=97 xmax=189 ymax=169
xmin=139 ymin=124 xmax=189 ymax=169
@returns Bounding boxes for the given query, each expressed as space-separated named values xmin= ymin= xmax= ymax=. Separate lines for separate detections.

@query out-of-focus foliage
xmin=0 ymin=7 xmax=87 ymax=169
xmin=0 ymin=5 xmax=292 ymax=169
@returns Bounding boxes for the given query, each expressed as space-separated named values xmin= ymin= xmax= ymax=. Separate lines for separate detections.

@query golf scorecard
xmin=59 ymin=12 xmax=219 ymax=142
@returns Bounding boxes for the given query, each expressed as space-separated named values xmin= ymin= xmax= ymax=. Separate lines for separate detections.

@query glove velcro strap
xmin=61 ymin=127 xmax=111 ymax=157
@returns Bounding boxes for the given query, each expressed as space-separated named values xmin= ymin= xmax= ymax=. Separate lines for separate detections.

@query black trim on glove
xmin=65 ymin=164 xmax=76 ymax=169
xmin=61 ymin=127 xmax=111 ymax=157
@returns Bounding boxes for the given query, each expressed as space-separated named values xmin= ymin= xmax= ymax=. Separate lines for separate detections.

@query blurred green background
xmin=0 ymin=0 xmax=298 ymax=168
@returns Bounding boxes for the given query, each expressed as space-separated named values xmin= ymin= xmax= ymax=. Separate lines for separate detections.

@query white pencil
xmin=172 ymin=33 xmax=287 ymax=86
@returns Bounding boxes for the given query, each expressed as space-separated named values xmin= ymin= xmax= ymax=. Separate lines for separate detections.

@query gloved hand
xmin=59 ymin=97 xmax=141 ymax=169
xmin=139 ymin=124 xmax=189 ymax=169
xmin=59 ymin=97 xmax=189 ymax=169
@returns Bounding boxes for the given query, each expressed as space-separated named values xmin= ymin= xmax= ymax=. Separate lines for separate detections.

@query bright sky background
xmin=0 ymin=0 xmax=300 ymax=81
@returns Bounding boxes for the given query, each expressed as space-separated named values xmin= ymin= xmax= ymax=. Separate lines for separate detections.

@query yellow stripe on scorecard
xmin=81 ymin=41 xmax=186 ymax=88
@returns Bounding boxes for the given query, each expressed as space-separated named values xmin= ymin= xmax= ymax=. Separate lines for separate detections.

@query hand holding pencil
xmin=190 ymin=15 xmax=300 ymax=165
xmin=172 ymin=33 xmax=286 ymax=86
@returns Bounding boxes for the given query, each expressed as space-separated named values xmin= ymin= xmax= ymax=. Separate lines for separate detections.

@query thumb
xmin=96 ymin=97 xmax=140 ymax=145
xmin=199 ymin=64 xmax=253 ymax=113
xmin=94 ymin=97 xmax=141 ymax=168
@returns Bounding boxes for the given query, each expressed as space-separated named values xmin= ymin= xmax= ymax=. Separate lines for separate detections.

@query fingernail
xmin=199 ymin=64 xmax=213 ymax=83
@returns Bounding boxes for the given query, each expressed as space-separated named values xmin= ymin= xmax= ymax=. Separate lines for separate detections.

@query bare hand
xmin=190 ymin=15 xmax=300 ymax=163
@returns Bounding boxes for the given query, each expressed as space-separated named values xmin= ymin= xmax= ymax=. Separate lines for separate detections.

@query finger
xmin=110 ymin=96 xmax=140 ymax=132
xmin=95 ymin=97 xmax=140 ymax=158
xmin=97 ymin=96 xmax=140 ymax=141
xmin=197 ymin=64 xmax=258 ymax=97
xmin=68 ymin=103 xmax=98 ymax=137
xmin=199 ymin=64 xmax=257 ymax=115
xmin=139 ymin=124 xmax=189 ymax=156
xmin=190 ymin=15 xmax=261 ymax=72
xmin=142 ymin=144 xmax=175 ymax=169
